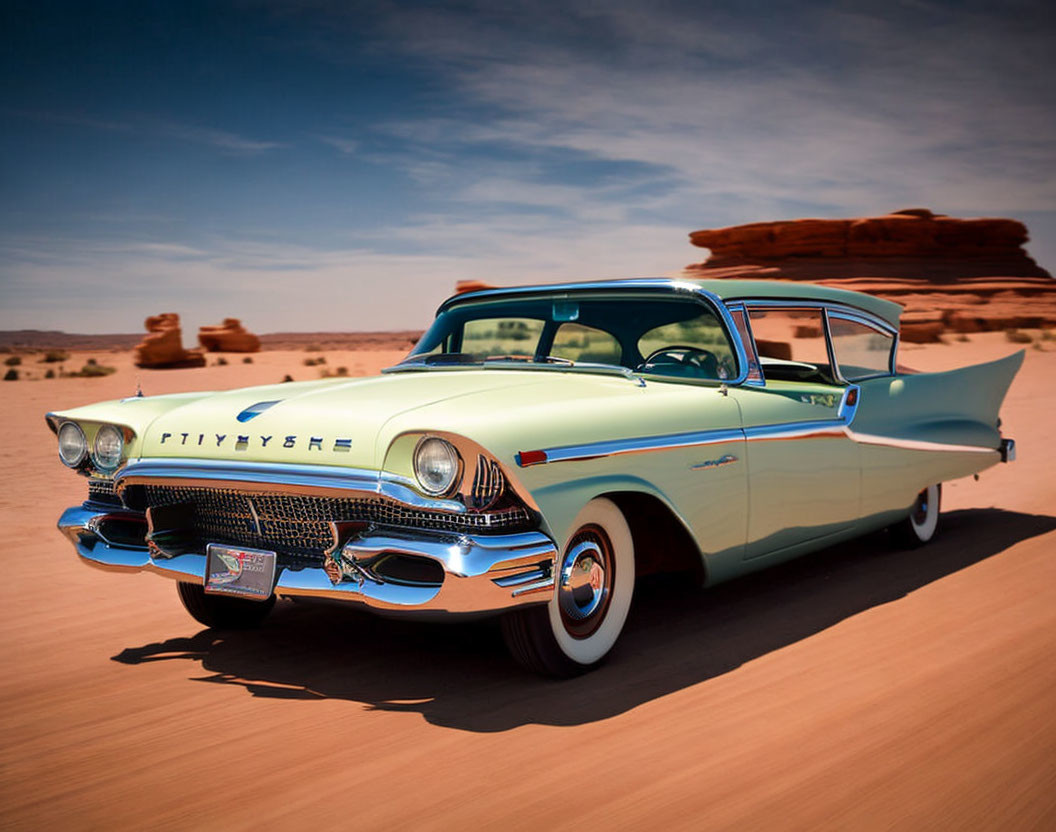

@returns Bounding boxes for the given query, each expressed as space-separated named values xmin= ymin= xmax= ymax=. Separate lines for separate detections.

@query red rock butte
xmin=685 ymin=209 xmax=1056 ymax=341
xmin=198 ymin=318 xmax=261 ymax=353
xmin=134 ymin=313 xmax=207 ymax=369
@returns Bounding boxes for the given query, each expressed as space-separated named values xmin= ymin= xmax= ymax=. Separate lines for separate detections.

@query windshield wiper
xmin=397 ymin=353 xmax=480 ymax=366
xmin=483 ymin=355 xmax=574 ymax=365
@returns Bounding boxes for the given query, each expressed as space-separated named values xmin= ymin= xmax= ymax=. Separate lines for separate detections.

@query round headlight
xmin=413 ymin=437 xmax=461 ymax=496
xmin=57 ymin=422 xmax=88 ymax=468
xmin=92 ymin=424 xmax=124 ymax=471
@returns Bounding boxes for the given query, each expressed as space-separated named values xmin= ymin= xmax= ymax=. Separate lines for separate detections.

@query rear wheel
xmin=501 ymin=498 xmax=635 ymax=677
xmin=176 ymin=581 xmax=276 ymax=629
xmin=889 ymin=484 xmax=942 ymax=548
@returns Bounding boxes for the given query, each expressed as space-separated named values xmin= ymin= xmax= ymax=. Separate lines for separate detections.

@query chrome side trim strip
xmin=115 ymin=458 xmax=468 ymax=513
xmin=847 ymin=432 xmax=997 ymax=454
xmin=534 ymin=428 xmax=745 ymax=465
xmin=518 ymin=385 xmax=1000 ymax=466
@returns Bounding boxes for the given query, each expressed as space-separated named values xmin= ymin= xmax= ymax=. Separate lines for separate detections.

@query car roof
xmin=442 ymin=277 xmax=904 ymax=330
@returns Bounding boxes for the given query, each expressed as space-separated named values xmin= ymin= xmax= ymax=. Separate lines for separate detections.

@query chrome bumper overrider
xmin=58 ymin=503 xmax=557 ymax=617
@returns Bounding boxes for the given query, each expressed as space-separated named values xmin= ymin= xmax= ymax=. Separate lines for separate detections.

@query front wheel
xmin=501 ymin=498 xmax=635 ymax=677
xmin=889 ymin=483 xmax=942 ymax=548
xmin=176 ymin=581 xmax=276 ymax=629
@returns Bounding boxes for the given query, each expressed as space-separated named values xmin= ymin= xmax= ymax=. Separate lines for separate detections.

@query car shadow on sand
xmin=113 ymin=507 xmax=1056 ymax=732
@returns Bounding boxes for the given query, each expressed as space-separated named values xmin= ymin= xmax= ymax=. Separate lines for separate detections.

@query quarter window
xmin=828 ymin=316 xmax=894 ymax=380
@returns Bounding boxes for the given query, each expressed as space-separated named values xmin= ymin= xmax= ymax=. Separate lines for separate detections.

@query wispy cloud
xmin=15 ymin=109 xmax=287 ymax=154
xmin=366 ymin=1 xmax=1056 ymax=220
xmin=317 ymin=135 xmax=358 ymax=154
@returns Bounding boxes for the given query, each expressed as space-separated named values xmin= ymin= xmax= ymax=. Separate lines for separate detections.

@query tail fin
xmin=854 ymin=350 xmax=1024 ymax=449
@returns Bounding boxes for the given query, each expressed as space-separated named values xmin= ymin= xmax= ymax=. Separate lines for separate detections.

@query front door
xmin=730 ymin=306 xmax=861 ymax=560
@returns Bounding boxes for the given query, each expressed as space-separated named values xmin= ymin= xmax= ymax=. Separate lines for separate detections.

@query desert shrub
xmin=215 ymin=356 xmax=229 ymax=366
xmin=1041 ymin=328 xmax=1054 ymax=342
xmin=335 ymin=366 xmax=349 ymax=377
xmin=242 ymin=356 xmax=253 ymax=364
xmin=76 ymin=362 xmax=116 ymax=377
xmin=4 ymin=356 xmax=21 ymax=367
xmin=281 ymin=374 xmax=294 ymax=383
xmin=955 ymin=333 xmax=971 ymax=342
xmin=45 ymin=369 xmax=55 ymax=379
xmin=40 ymin=350 xmax=70 ymax=363
xmin=1005 ymin=328 xmax=1033 ymax=344
xmin=3 ymin=369 xmax=18 ymax=381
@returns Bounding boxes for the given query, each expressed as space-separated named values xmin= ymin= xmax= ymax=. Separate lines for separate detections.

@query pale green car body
xmin=50 ymin=279 xmax=1021 ymax=671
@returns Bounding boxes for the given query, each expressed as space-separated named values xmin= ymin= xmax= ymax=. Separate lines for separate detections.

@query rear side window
xmin=828 ymin=315 xmax=894 ymax=380
xmin=747 ymin=307 xmax=836 ymax=384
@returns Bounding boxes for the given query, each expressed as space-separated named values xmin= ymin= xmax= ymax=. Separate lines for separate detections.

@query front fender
xmin=530 ymin=473 xmax=694 ymax=553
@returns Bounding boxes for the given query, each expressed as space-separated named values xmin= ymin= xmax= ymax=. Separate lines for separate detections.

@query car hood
xmin=126 ymin=371 xmax=564 ymax=468
xmin=54 ymin=368 xmax=734 ymax=473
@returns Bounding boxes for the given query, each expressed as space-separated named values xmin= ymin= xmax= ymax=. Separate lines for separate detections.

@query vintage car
xmin=50 ymin=279 xmax=1022 ymax=676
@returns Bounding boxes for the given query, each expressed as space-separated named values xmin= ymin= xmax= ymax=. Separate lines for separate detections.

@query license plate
xmin=205 ymin=543 xmax=276 ymax=600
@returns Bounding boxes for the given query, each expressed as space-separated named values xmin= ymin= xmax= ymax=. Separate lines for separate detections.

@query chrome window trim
xmin=737 ymin=299 xmax=898 ymax=335
xmin=822 ymin=307 xmax=843 ymax=384
xmin=725 ymin=302 xmax=766 ymax=387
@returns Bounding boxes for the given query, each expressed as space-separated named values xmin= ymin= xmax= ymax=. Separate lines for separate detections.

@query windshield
xmin=400 ymin=293 xmax=740 ymax=381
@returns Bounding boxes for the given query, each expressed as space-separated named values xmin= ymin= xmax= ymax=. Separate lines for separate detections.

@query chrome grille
xmin=87 ymin=478 xmax=120 ymax=504
xmin=140 ymin=485 xmax=534 ymax=563
xmin=470 ymin=456 xmax=505 ymax=509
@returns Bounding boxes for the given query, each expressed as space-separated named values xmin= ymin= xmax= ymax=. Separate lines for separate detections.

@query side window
xmin=747 ymin=307 xmax=836 ymax=384
xmin=461 ymin=317 xmax=544 ymax=358
xmin=829 ymin=315 xmax=894 ymax=380
xmin=550 ymin=323 xmax=622 ymax=364
xmin=637 ymin=309 xmax=737 ymax=380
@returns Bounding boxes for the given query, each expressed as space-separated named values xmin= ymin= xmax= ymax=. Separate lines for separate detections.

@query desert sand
xmin=1 ymin=335 xmax=1054 ymax=830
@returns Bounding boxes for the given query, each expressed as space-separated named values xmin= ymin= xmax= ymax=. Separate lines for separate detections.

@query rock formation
xmin=197 ymin=318 xmax=261 ymax=352
xmin=134 ymin=314 xmax=206 ymax=369
xmin=686 ymin=209 xmax=1056 ymax=341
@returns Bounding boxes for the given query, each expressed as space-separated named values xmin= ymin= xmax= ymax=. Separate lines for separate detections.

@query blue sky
xmin=2 ymin=0 xmax=1054 ymax=334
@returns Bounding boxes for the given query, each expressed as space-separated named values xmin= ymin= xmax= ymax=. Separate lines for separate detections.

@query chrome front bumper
xmin=58 ymin=503 xmax=557 ymax=618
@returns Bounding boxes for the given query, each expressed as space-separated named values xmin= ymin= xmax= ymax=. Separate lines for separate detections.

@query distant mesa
xmin=455 ymin=280 xmax=499 ymax=294
xmin=134 ymin=313 xmax=206 ymax=369
xmin=198 ymin=318 xmax=261 ymax=353
xmin=686 ymin=208 xmax=1056 ymax=341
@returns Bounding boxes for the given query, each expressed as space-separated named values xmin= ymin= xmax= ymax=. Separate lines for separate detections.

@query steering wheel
xmin=636 ymin=345 xmax=720 ymax=378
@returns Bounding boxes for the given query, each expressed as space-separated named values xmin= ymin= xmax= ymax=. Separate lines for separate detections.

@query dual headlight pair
xmin=57 ymin=422 xmax=124 ymax=472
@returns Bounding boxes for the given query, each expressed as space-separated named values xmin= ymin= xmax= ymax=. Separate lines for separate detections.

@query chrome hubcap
xmin=912 ymin=489 xmax=929 ymax=526
xmin=558 ymin=525 xmax=614 ymax=638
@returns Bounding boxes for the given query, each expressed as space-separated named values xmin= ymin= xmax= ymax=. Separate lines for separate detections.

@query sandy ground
xmin=1 ymin=336 xmax=1054 ymax=830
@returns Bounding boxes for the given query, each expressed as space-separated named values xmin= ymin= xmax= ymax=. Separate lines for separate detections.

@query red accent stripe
xmin=517 ymin=450 xmax=548 ymax=467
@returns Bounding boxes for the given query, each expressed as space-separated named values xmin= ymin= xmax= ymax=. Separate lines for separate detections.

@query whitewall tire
xmin=501 ymin=498 xmax=635 ymax=677
xmin=890 ymin=483 xmax=942 ymax=548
